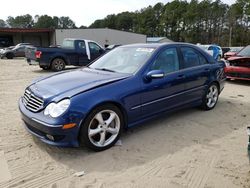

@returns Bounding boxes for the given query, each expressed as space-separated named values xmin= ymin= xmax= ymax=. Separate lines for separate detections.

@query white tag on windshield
xmin=136 ymin=48 xmax=154 ymax=53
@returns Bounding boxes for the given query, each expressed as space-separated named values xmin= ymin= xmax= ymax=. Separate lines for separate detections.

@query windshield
xmin=62 ymin=40 xmax=74 ymax=49
xmin=89 ymin=47 xmax=155 ymax=74
xmin=238 ymin=46 xmax=250 ymax=56
xmin=229 ymin=47 xmax=242 ymax=52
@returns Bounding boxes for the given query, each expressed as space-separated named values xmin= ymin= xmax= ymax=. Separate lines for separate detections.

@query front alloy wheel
xmin=80 ymin=104 xmax=123 ymax=151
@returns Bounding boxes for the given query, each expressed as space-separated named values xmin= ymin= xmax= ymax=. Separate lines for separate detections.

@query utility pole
xmin=229 ymin=27 xmax=232 ymax=47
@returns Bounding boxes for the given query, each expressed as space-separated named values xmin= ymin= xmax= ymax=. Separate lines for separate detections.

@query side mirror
xmin=145 ymin=70 xmax=165 ymax=81
xmin=99 ymin=48 xmax=104 ymax=54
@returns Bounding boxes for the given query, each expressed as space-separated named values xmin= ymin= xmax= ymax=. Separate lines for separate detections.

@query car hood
xmin=227 ymin=56 xmax=250 ymax=68
xmin=225 ymin=52 xmax=237 ymax=56
xmin=228 ymin=56 xmax=250 ymax=61
xmin=28 ymin=68 xmax=130 ymax=101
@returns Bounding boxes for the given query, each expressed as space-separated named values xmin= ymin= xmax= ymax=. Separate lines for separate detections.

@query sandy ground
xmin=0 ymin=58 xmax=250 ymax=188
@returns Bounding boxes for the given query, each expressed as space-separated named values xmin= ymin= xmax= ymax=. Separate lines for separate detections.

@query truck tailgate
xmin=25 ymin=46 xmax=37 ymax=60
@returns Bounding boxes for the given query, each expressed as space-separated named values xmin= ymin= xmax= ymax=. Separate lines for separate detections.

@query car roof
xmin=120 ymin=42 xmax=197 ymax=49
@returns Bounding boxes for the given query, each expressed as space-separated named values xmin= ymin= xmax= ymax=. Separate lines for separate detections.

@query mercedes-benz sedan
xmin=19 ymin=43 xmax=226 ymax=151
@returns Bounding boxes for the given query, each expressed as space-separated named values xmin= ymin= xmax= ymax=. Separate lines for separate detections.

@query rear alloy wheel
xmin=51 ymin=58 xmax=65 ymax=71
xmin=202 ymin=84 xmax=219 ymax=110
xmin=80 ymin=104 xmax=123 ymax=151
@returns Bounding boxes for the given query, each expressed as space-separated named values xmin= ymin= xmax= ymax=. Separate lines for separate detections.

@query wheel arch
xmin=6 ymin=52 xmax=14 ymax=59
xmin=77 ymin=100 xmax=128 ymax=147
xmin=77 ymin=100 xmax=128 ymax=136
xmin=209 ymin=80 xmax=220 ymax=93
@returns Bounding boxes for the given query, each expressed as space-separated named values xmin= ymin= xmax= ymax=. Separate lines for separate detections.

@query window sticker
xmin=136 ymin=48 xmax=154 ymax=53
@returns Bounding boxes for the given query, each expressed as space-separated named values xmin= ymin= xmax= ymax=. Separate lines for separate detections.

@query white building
xmin=54 ymin=28 xmax=147 ymax=47
xmin=147 ymin=37 xmax=173 ymax=43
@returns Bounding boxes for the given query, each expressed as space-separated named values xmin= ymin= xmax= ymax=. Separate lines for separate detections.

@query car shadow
xmin=226 ymin=79 xmax=250 ymax=86
xmin=32 ymin=95 xmax=250 ymax=173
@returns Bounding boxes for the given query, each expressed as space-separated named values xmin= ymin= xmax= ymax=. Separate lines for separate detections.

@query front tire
xmin=201 ymin=83 xmax=219 ymax=110
xmin=51 ymin=58 xmax=65 ymax=71
xmin=79 ymin=104 xmax=123 ymax=151
xmin=6 ymin=53 xmax=14 ymax=59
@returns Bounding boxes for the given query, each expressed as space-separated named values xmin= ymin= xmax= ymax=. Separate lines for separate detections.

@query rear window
xmin=62 ymin=40 xmax=74 ymax=49
xmin=238 ymin=46 xmax=250 ymax=56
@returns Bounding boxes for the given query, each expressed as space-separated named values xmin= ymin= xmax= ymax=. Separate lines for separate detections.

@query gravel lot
xmin=0 ymin=58 xmax=250 ymax=188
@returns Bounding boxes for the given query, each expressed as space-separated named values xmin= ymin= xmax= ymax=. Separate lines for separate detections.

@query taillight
xmin=35 ymin=51 xmax=42 ymax=59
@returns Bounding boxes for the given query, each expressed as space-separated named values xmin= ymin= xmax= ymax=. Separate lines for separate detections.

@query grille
xmin=23 ymin=89 xmax=44 ymax=112
xmin=227 ymin=72 xmax=250 ymax=79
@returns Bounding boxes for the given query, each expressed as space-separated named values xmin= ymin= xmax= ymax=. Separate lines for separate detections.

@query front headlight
xmin=44 ymin=99 xmax=70 ymax=118
xmin=225 ymin=60 xmax=230 ymax=66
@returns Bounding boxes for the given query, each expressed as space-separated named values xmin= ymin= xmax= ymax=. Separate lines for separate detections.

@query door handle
xmin=204 ymin=68 xmax=210 ymax=72
xmin=176 ymin=74 xmax=185 ymax=80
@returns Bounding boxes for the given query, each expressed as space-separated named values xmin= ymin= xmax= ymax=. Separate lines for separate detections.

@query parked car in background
xmin=0 ymin=37 xmax=13 ymax=49
xmin=198 ymin=44 xmax=223 ymax=61
xmin=225 ymin=45 xmax=250 ymax=80
xmin=25 ymin=38 xmax=105 ymax=71
xmin=221 ymin=47 xmax=231 ymax=57
xmin=224 ymin=47 xmax=243 ymax=60
xmin=0 ymin=45 xmax=15 ymax=55
xmin=19 ymin=43 xmax=226 ymax=151
xmin=0 ymin=43 xmax=32 ymax=59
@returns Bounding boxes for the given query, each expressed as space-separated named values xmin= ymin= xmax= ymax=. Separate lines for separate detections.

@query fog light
xmin=46 ymin=134 xmax=54 ymax=141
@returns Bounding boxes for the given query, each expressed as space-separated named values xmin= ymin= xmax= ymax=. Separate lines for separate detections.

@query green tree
xmin=87 ymin=0 xmax=250 ymax=46
xmin=0 ymin=19 xmax=6 ymax=28
xmin=89 ymin=19 xmax=105 ymax=28
xmin=6 ymin=14 xmax=33 ymax=28
xmin=34 ymin=15 xmax=57 ymax=28
xmin=58 ymin=16 xmax=76 ymax=29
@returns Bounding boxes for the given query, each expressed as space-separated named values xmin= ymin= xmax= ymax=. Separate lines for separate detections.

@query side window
xmin=78 ymin=42 xmax=86 ymax=51
xmin=17 ymin=46 xmax=25 ymax=51
xmin=89 ymin=42 xmax=101 ymax=54
xmin=208 ymin=46 xmax=213 ymax=50
xmin=180 ymin=47 xmax=208 ymax=68
xmin=151 ymin=48 xmax=179 ymax=74
xmin=199 ymin=53 xmax=208 ymax=65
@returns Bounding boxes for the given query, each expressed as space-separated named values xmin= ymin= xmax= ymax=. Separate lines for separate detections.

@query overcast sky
xmin=0 ymin=0 xmax=236 ymax=27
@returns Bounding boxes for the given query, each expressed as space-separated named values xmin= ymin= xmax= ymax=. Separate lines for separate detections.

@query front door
xmin=141 ymin=47 xmax=186 ymax=117
xmin=77 ymin=41 xmax=89 ymax=66
xmin=88 ymin=42 xmax=104 ymax=61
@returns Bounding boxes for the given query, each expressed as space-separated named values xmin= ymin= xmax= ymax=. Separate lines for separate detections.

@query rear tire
xmin=51 ymin=58 xmax=65 ymax=71
xmin=201 ymin=83 xmax=219 ymax=110
xmin=79 ymin=104 xmax=123 ymax=151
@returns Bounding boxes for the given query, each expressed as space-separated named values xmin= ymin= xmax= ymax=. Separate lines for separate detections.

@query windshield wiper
xmin=94 ymin=68 xmax=116 ymax=72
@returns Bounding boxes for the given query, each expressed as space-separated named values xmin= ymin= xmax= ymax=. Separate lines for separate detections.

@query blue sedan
xmin=19 ymin=43 xmax=226 ymax=151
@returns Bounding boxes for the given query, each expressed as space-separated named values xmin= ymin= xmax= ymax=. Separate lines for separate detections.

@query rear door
xmin=179 ymin=46 xmax=211 ymax=103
